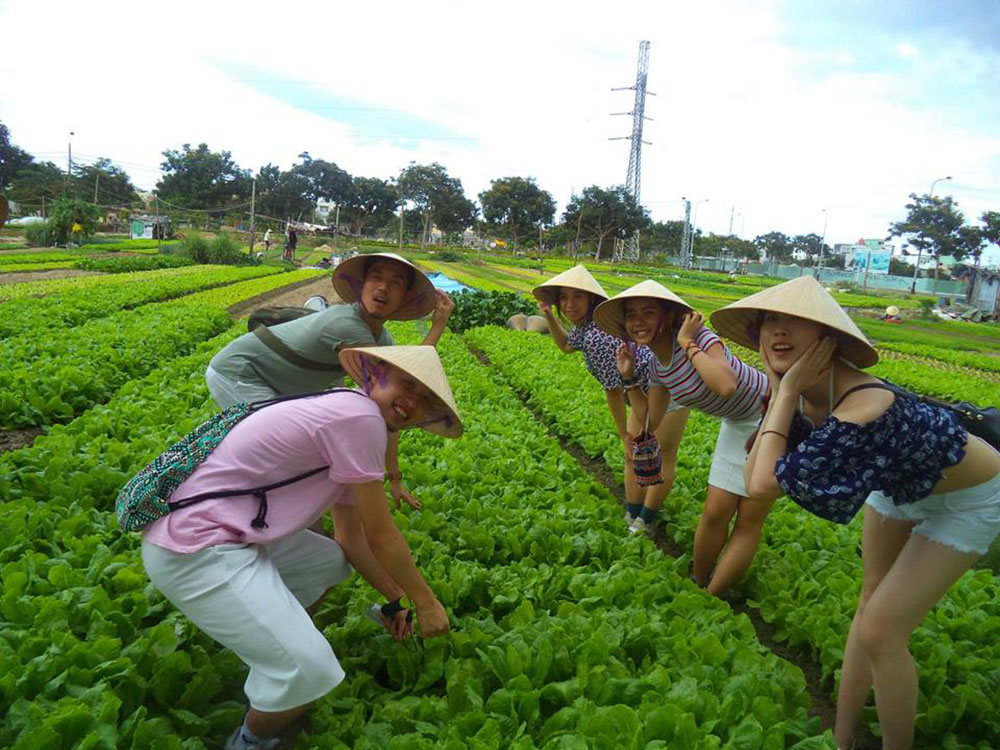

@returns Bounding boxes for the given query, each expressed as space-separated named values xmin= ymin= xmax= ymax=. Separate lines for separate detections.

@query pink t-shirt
xmin=143 ymin=390 xmax=387 ymax=553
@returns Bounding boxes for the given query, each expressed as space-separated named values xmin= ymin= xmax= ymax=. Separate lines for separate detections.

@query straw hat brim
xmin=338 ymin=345 xmax=462 ymax=438
xmin=709 ymin=276 xmax=879 ymax=368
xmin=332 ymin=253 xmax=437 ymax=321
xmin=532 ymin=265 xmax=609 ymax=306
xmin=593 ymin=280 xmax=694 ymax=340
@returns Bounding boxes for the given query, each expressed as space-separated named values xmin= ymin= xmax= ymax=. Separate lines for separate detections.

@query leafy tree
xmin=561 ymin=185 xmax=649 ymax=260
xmin=255 ymin=163 xmax=313 ymax=221
xmin=479 ymin=176 xmax=555 ymax=250
xmin=294 ymin=152 xmax=351 ymax=205
xmin=0 ymin=121 xmax=33 ymax=191
xmin=640 ymin=220 xmax=685 ymax=255
xmin=6 ymin=160 xmax=65 ymax=208
xmin=342 ymin=177 xmax=398 ymax=235
xmin=398 ymin=162 xmax=472 ymax=246
xmin=432 ymin=182 xmax=478 ymax=236
xmin=980 ymin=211 xmax=1000 ymax=255
xmin=72 ymin=158 xmax=140 ymax=205
xmin=754 ymin=231 xmax=794 ymax=263
xmin=156 ymin=143 xmax=252 ymax=213
xmin=45 ymin=197 xmax=102 ymax=244
xmin=791 ymin=233 xmax=829 ymax=264
xmin=888 ymin=193 xmax=966 ymax=271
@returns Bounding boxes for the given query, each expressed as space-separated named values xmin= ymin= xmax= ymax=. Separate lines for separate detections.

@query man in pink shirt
xmin=138 ymin=346 xmax=462 ymax=750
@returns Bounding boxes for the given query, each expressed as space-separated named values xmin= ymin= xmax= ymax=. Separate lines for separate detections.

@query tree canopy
xmin=156 ymin=143 xmax=252 ymax=212
xmin=479 ymin=176 xmax=555 ymax=249
xmin=562 ymin=185 xmax=649 ymax=260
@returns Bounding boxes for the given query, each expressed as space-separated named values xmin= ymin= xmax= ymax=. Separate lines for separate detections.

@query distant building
xmin=315 ymin=199 xmax=336 ymax=224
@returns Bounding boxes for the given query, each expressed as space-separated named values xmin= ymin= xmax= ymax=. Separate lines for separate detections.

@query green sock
xmin=626 ymin=503 xmax=642 ymax=519
xmin=638 ymin=506 xmax=657 ymax=524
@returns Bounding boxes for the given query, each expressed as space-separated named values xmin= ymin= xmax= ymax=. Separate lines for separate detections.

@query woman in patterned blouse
xmin=715 ymin=276 xmax=1000 ymax=750
xmin=534 ymin=266 xmax=680 ymax=528
xmin=596 ymin=280 xmax=770 ymax=594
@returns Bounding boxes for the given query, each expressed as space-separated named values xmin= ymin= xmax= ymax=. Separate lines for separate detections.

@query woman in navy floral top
xmin=712 ymin=276 xmax=1000 ymax=750
xmin=534 ymin=266 xmax=683 ymax=528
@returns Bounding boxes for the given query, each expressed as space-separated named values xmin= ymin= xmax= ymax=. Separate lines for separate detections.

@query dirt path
xmin=227 ymin=275 xmax=342 ymax=320
xmin=0 ymin=427 xmax=44 ymax=456
xmin=0 ymin=269 xmax=101 ymax=285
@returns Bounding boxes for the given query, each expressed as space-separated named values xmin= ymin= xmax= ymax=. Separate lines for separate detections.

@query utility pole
xmin=398 ymin=202 xmax=404 ymax=252
xmin=248 ymin=178 xmax=256 ymax=257
xmin=94 ymin=173 xmax=100 ymax=203
xmin=728 ymin=206 xmax=735 ymax=236
xmin=67 ymin=131 xmax=74 ymax=196
xmin=817 ymin=208 xmax=828 ymax=281
xmin=680 ymin=198 xmax=693 ymax=268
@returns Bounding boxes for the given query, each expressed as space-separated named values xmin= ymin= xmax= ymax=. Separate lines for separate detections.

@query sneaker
xmin=627 ymin=516 xmax=648 ymax=535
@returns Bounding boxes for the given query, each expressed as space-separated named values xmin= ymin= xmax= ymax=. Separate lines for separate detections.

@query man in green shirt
xmin=207 ymin=252 xmax=454 ymax=509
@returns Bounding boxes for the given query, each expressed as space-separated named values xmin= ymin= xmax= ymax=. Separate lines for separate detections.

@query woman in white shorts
xmin=596 ymin=280 xmax=770 ymax=596
xmin=725 ymin=276 xmax=1000 ymax=750
xmin=136 ymin=346 xmax=462 ymax=750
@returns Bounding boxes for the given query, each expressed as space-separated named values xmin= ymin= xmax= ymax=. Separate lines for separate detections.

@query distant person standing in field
xmin=722 ymin=276 xmax=1000 ymax=750
xmin=263 ymin=228 xmax=272 ymax=253
xmin=283 ymin=227 xmax=298 ymax=263
xmin=134 ymin=346 xmax=462 ymax=750
xmin=533 ymin=266 xmax=669 ymax=531
xmin=599 ymin=280 xmax=770 ymax=593
xmin=206 ymin=252 xmax=455 ymax=510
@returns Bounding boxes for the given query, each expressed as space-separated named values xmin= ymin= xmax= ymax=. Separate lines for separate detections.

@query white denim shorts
xmin=865 ymin=472 xmax=1000 ymax=555
xmin=707 ymin=416 xmax=758 ymax=497
xmin=142 ymin=530 xmax=353 ymax=711
xmin=205 ymin=364 xmax=278 ymax=410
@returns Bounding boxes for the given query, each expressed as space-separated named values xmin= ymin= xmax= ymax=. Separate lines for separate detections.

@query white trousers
xmin=142 ymin=530 xmax=352 ymax=711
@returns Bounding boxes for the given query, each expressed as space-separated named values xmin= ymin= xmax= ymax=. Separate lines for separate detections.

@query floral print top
xmin=775 ymin=394 xmax=967 ymax=524
xmin=566 ymin=320 xmax=652 ymax=393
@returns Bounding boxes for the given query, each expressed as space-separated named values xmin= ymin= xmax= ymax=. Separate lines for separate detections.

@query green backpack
xmin=115 ymin=389 xmax=356 ymax=532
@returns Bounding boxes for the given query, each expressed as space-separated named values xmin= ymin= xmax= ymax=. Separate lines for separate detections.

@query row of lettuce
xmin=0 ymin=318 xmax=834 ymax=748
xmin=465 ymin=324 xmax=1000 ymax=750
xmin=0 ymin=269 xmax=324 ymax=430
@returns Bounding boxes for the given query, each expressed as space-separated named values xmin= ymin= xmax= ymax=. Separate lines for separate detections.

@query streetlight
xmin=67 ymin=131 xmax=75 ymax=195
xmin=910 ymin=176 xmax=952 ymax=293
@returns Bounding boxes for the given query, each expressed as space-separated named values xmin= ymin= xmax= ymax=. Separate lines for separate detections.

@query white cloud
xmin=1 ymin=0 xmax=997 ymax=251
xmin=896 ymin=42 xmax=919 ymax=58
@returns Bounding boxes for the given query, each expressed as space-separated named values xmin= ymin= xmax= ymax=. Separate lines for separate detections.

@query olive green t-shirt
xmin=209 ymin=303 xmax=394 ymax=395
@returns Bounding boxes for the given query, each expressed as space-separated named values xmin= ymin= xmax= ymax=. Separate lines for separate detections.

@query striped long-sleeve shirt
xmin=648 ymin=327 xmax=768 ymax=420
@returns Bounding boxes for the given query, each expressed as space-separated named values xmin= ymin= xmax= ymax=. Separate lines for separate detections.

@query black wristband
xmin=381 ymin=598 xmax=404 ymax=617
xmin=621 ymin=377 xmax=636 ymax=388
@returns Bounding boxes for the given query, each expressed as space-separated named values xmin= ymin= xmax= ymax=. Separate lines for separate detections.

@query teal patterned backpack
xmin=116 ymin=389 xmax=355 ymax=532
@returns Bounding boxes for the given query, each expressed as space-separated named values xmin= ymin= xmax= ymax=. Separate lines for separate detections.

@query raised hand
xmin=616 ymin=343 xmax=636 ymax=378
xmin=781 ymin=336 xmax=837 ymax=395
xmin=677 ymin=312 xmax=704 ymax=348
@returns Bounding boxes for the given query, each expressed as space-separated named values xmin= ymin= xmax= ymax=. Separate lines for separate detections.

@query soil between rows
xmin=463 ymin=336 xmax=879 ymax=748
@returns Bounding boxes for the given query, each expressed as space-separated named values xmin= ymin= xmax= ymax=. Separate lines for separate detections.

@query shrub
xmin=46 ymin=198 xmax=103 ymax=245
xmin=447 ymin=289 xmax=536 ymax=333
xmin=179 ymin=232 xmax=252 ymax=265
xmin=24 ymin=221 xmax=55 ymax=247
xmin=437 ymin=249 xmax=462 ymax=262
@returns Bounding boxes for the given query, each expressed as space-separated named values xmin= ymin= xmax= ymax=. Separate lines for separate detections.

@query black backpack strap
xmin=252 ymin=325 xmax=341 ymax=372
xmin=168 ymin=465 xmax=329 ymax=528
xmin=832 ymin=379 xmax=908 ymax=411
xmin=169 ymin=388 xmax=369 ymax=528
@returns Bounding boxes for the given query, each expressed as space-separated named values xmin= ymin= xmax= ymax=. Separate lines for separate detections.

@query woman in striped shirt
xmin=595 ymin=280 xmax=770 ymax=596
xmin=534 ymin=266 xmax=679 ymax=530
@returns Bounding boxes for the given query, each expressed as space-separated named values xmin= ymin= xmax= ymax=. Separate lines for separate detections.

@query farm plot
xmin=466 ymin=324 xmax=1000 ymax=750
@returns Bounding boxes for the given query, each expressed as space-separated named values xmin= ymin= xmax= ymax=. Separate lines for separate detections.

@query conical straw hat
xmin=709 ymin=276 xmax=879 ymax=368
xmin=532 ymin=265 xmax=609 ymax=306
xmin=593 ymin=280 xmax=694 ymax=339
xmin=338 ymin=345 xmax=463 ymax=437
xmin=332 ymin=253 xmax=437 ymax=321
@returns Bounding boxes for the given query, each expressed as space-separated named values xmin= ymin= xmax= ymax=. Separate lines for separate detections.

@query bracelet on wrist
xmin=381 ymin=597 xmax=411 ymax=617
xmin=385 ymin=471 xmax=403 ymax=482
xmin=760 ymin=429 xmax=788 ymax=440
xmin=621 ymin=377 xmax=636 ymax=388
xmin=687 ymin=347 xmax=702 ymax=361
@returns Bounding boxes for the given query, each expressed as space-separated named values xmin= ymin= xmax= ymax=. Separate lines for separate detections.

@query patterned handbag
xmin=631 ymin=413 xmax=663 ymax=486
xmin=115 ymin=389 xmax=356 ymax=532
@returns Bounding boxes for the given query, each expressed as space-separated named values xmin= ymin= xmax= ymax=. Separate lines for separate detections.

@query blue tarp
xmin=426 ymin=271 xmax=473 ymax=294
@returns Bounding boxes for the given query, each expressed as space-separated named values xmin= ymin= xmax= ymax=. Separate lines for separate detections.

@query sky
xmin=2 ymin=0 xmax=999 ymax=263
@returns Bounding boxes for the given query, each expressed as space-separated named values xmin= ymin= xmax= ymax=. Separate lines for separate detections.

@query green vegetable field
xmin=1 ymin=254 xmax=998 ymax=748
